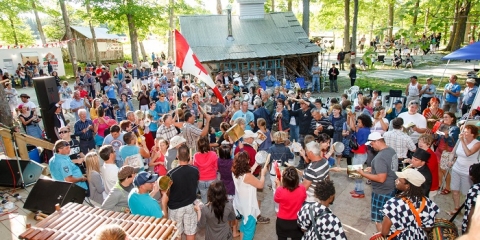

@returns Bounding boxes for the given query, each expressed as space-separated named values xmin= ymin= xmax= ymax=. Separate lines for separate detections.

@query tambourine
xmin=157 ymin=175 xmax=172 ymax=191
xmin=333 ymin=142 xmax=345 ymax=154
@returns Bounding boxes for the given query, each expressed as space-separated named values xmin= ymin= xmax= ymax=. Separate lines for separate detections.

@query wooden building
xmin=65 ymin=26 xmax=124 ymax=63
xmin=178 ymin=0 xmax=320 ymax=82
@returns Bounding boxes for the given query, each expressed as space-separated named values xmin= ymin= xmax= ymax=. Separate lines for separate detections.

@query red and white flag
xmin=175 ymin=30 xmax=224 ymax=103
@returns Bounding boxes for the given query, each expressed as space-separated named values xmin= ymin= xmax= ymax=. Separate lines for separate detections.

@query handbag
xmin=349 ymin=135 xmax=359 ymax=150
xmin=440 ymin=142 xmax=459 ymax=170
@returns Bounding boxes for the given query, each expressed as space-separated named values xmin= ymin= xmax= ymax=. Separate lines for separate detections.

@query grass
xmin=354 ymin=76 xmax=468 ymax=93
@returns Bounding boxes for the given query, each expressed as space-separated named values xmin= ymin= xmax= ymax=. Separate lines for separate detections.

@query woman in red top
xmin=274 ymin=166 xmax=306 ymax=240
xmin=150 ymin=138 xmax=168 ymax=176
xmin=418 ymin=134 xmax=439 ymax=199
xmin=194 ymin=136 xmax=219 ymax=203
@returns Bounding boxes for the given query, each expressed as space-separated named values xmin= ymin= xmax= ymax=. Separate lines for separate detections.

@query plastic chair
xmin=296 ymin=77 xmax=306 ymax=89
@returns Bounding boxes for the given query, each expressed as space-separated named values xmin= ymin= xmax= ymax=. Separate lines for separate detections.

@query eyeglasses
xmin=59 ymin=131 xmax=70 ymax=134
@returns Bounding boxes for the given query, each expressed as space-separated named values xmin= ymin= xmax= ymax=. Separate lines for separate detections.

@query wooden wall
xmin=72 ymin=30 xmax=124 ymax=63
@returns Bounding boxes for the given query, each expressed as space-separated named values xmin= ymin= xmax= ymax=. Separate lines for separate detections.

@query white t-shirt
xmin=101 ymin=163 xmax=119 ymax=194
xmin=398 ymin=112 xmax=427 ymax=144
xmin=23 ymin=100 xmax=36 ymax=110
xmin=371 ymin=118 xmax=389 ymax=135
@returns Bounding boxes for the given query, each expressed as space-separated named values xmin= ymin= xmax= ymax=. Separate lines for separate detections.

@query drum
xmin=369 ymin=232 xmax=387 ymax=240
xmin=255 ymin=151 xmax=269 ymax=166
xmin=226 ymin=124 xmax=245 ymax=143
xmin=428 ymin=218 xmax=458 ymax=240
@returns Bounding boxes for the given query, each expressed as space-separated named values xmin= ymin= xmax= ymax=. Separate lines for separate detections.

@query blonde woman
xmin=85 ymin=152 xmax=107 ymax=205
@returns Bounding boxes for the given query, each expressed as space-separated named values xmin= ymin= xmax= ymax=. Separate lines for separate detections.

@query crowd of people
xmin=2 ymin=53 xmax=480 ymax=240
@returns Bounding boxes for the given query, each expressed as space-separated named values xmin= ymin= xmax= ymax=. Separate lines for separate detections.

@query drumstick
xmin=263 ymin=153 xmax=271 ymax=170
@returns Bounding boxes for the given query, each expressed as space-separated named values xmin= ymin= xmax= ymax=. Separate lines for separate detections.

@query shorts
xmin=371 ymin=190 xmax=395 ymax=222
xmin=168 ymin=204 xmax=197 ymax=235
xmin=276 ymin=217 xmax=303 ymax=239
xmin=451 ymin=169 xmax=473 ymax=195
xmin=239 ymin=215 xmax=257 ymax=240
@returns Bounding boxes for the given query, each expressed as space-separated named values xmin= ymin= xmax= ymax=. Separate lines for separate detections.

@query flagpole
xmin=173 ymin=29 xmax=180 ymax=123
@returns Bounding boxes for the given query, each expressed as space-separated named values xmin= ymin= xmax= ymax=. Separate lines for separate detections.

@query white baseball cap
xmin=395 ymin=168 xmax=426 ymax=187
xmin=365 ymin=132 xmax=383 ymax=145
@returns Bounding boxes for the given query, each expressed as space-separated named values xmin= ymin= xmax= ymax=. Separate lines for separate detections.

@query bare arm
xmin=65 ymin=175 xmax=86 ymax=183
xmin=358 ymin=170 xmax=387 ymax=183
xmin=243 ymin=172 xmax=265 ymax=189
xmin=461 ymin=141 xmax=480 ymax=157
xmin=381 ymin=216 xmax=393 ymax=237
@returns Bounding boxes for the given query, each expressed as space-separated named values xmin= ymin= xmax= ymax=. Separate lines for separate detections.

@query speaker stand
xmin=11 ymin=129 xmax=27 ymax=190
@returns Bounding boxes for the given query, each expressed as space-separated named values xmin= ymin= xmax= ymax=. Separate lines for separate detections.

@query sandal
xmin=446 ymin=208 xmax=460 ymax=216
xmin=440 ymin=189 xmax=451 ymax=195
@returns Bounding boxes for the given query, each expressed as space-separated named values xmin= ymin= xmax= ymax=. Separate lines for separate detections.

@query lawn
xmin=353 ymin=76 xmax=467 ymax=93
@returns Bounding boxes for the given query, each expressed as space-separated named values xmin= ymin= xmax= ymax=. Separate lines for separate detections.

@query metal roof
xmin=71 ymin=26 xmax=120 ymax=40
xmin=179 ymin=12 xmax=320 ymax=62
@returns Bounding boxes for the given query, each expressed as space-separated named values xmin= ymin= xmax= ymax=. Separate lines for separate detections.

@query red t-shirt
xmin=234 ymin=144 xmax=260 ymax=175
xmin=274 ymin=185 xmax=307 ymax=220
xmin=426 ymin=148 xmax=439 ymax=191
xmin=193 ymin=151 xmax=218 ymax=181
xmin=79 ymin=89 xmax=88 ymax=98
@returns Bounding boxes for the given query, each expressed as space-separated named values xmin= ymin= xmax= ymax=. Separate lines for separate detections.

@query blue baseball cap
xmin=133 ymin=171 xmax=159 ymax=187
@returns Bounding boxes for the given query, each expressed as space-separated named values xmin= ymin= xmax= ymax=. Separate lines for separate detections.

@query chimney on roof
xmin=227 ymin=5 xmax=234 ymax=41
xmin=237 ymin=0 xmax=265 ymax=20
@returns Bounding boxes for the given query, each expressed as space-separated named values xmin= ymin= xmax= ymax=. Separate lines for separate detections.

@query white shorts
xmin=450 ymin=168 xmax=473 ymax=195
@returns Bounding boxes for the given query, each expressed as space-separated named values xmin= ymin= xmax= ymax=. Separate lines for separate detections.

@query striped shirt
xmin=303 ymin=159 xmax=329 ymax=202
xmin=383 ymin=129 xmax=416 ymax=158
xmin=182 ymin=123 xmax=202 ymax=149
xmin=74 ymin=119 xmax=94 ymax=140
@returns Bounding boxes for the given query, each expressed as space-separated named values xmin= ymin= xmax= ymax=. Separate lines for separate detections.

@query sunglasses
xmin=410 ymin=102 xmax=419 ymax=105
xmin=59 ymin=131 xmax=70 ymax=134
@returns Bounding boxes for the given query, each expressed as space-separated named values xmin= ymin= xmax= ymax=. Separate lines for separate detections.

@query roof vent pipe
xmin=226 ymin=5 xmax=234 ymax=41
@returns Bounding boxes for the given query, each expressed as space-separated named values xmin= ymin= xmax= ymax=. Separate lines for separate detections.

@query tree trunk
xmin=412 ymin=0 xmax=420 ymax=28
xmin=351 ymin=0 xmax=359 ymax=65
xmin=387 ymin=0 xmax=394 ymax=40
xmin=465 ymin=21 xmax=471 ymax=43
xmin=302 ymin=0 xmax=310 ymax=36
xmin=59 ymin=0 xmax=77 ymax=76
xmin=127 ymin=14 xmax=139 ymax=65
xmin=472 ymin=22 xmax=477 ymax=42
xmin=445 ymin=0 xmax=460 ymax=51
xmin=168 ymin=0 xmax=175 ymax=58
xmin=9 ymin=17 xmax=19 ymax=46
xmin=271 ymin=0 xmax=275 ymax=12
xmin=452 ymin=0 xmax=471 ymax=51
xmin=216 ymin=0 xmax=222 ymax=14
xmin=86 ymin=1 xmax=101 ymax=65
xmin=139 ymin=41 xmax=147 ymax=61
xmin=31 ymin=0 xmax=46 ymax=45
xmin=423 ymin=8 xmax=429 ymax=34
xmin=288 ymin=0 xmax=292 ymax=11
xmin=0 ymin=84 xmax=13 ymax=127
xmin=343 ymin=0 xmax=350 ymax=52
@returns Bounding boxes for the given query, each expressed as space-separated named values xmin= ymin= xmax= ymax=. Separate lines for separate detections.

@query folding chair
xmin=259 ymin=80 xmax=267 ymax=90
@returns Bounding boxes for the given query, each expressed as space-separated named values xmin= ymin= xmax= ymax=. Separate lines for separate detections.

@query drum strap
xmin=388 ymin=197 xmax=426 ymax=240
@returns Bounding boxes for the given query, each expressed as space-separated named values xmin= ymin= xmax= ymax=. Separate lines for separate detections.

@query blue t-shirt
xmin=128 ymin=188 xmax=163 ymax=218
xmin=49 ymin=153 xmax=88 ymax=190
xmin=155 ymin=100 xmax=170 ymax=114
xmin=105 ymin=85 xmax=116 ymax=99
xmin=103 ymin=133 xmax=125 ymax=162
xmin=356 ymin=127 xmax=371 ymax=145
xmin=119 ymin=145 xmax=144 ymax=171
xmin=231 ymin=110 xmax=255 ymax=131
xmin=148 ymin=109 xmax=159 ymax=132
xmin=445 ymin=83 xmax=461 ymax=103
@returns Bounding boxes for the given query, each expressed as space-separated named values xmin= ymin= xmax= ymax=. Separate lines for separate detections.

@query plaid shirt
xmin=383 ymin=129 xmax=416 ymax=158
xmin=182 ymin=122 xmax=202 ymax=149
xmin=156 ymin=124 xmax=178 ymax=141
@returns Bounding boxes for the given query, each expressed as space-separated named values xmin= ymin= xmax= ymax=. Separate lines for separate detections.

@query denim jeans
xmin=198 ymin=179 xmax=215 ymax=203
xmin=311 ymin=76 xmax=320 ymax=92
xmin=289 ymin=124 xmax=299 ymax=142
xmin=353 ymin=153 xmax=367 ymax=194
xmin=330 ymin=79 xmax=338 ymax=92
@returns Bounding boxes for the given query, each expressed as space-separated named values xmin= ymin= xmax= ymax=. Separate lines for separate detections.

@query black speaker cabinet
xmin=33 ymin=76 xmax=60 ymax=142
xmin=0 ymin=159 xmax=44 ymax=187
xmin=23 ymin=178 xmax=86 ymax=214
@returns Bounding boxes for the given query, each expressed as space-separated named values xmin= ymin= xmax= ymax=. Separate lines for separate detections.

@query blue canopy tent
xmin=437 ymin=42 xmax=480 ymax=90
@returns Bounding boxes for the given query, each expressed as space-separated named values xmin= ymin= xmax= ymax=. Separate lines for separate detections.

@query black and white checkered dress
xmin=297 ymin=202 xmax=347 ymax=240
xmin=463 ymin=183 xmax=480 ymax=233
xmin=381 ymin=197 xmax=439 ymax=239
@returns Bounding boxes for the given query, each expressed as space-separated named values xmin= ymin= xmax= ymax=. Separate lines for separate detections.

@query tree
xmin=0 ymin=0 xmax=34 ymax=46
xmin=84 ymin=0 xmax=101 ymax=65
xmin=168 ymin=0 xmax=175 ymax=58
xmin=351 ymin=0 xmax=359 ymax=64
xmin=31 ymin=0 xmax=47 ymax=45
xmin=59 ymin=0 xmax=78 ymax=75
xmin=451 ymin=0 xmax=472 ymax=50
xmin=0 ymin=83 xmax=13 ymax=128
xmin=343 ymin=0 xmax=350 ymax=52
xmin=216 ymin=0 xmax=222 ymax=14
xmin=302 ymin=0 xmax=309 ymax=36
xmin=387 ymin=0 xmax=394 ymax=40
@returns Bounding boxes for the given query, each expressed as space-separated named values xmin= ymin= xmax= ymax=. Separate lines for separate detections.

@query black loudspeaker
xmin=33 ymin=76 xmax=59 ymax=142
xmin=0 ymin=159 xmax=44 ymax=187
xmin=23 ymin=178 xmax=86 ymax=214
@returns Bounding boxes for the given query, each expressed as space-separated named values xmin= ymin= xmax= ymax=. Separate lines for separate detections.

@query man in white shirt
xmin=398 ymin=100 xmax=427 ymax=144
xmin=99 ymin=145 xmax=120 ymax=194
xmin=19 ymin=93 xmax=36 ymax=112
